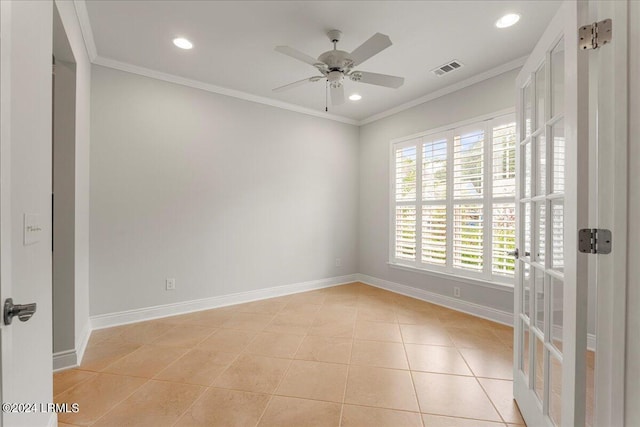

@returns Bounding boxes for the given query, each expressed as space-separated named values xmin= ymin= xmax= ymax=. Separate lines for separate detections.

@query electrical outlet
xmin=453 ymin=287 xmax=461 ymax=298
xmin=335 ymin=258 xmax=342 ymax=267
xmin=166 ymin=278 xmax=176 ymax=291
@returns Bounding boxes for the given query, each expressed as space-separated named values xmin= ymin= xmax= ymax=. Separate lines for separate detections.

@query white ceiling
xmin=83 ymin=0 xmax=561 ymax=122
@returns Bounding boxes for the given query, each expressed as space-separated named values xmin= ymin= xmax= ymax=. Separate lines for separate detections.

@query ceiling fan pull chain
xmin=325 ymin=80 xmax=329 ymax=112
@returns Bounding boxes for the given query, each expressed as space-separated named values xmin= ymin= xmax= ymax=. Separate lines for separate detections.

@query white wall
xmin=89 ymin=65 xmax=359 ymax=316
xmin=358 ymin=70 xmax=519 ymax=315
xmin=625 ymin=0 xmax=640 ymax=423
xmin=54 ymin=0 xmax=92 ymax=363
xmin=52 ymin=57 xmax=76 ymax=354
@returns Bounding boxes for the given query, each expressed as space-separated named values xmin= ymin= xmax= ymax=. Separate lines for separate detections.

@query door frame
xmin=590 ymin=1 xmax=629 ymax=426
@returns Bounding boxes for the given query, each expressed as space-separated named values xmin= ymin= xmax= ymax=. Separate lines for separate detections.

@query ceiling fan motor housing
xmin=318 ymin=50 xmax=353 ymax=72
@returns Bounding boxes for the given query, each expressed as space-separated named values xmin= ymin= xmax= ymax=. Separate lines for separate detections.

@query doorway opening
xmin=52 ymin=3 xmax=77 ymax=370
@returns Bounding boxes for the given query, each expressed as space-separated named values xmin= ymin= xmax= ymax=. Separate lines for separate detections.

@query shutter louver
xmin=395 ymin=146 xmax=416 ymax=202
xmin=492 ymin=203 xmax=516 ymax=276
xmin=492 ymin=122 xmax=517 ymax=197
xmin=395 ymin=206 xmax=416 ymax=261
xmin=422 ymin=205 xmax=447 ymax=265
xmin=422 ymin=138 xmax=447 ymax=200
xmin=454 ymin=130 xmax=484 ymax=199
xmin=453 ymin=204 xmax=483 ymax=271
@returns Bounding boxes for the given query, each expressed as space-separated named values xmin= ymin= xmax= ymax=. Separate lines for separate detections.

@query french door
xmin=513 ymin=1 xmax=589 ymax=426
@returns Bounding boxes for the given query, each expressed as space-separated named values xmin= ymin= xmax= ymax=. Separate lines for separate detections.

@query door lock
xmin=3 ymin=298 xmax=37 ymax=325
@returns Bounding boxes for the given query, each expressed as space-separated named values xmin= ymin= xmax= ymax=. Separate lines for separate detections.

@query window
xmin=390 ymin=112 xmax=516 ymax=284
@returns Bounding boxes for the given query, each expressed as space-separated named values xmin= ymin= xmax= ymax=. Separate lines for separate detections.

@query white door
xmin=514 ymin=1 xmax=589 ymax=426
xmin=0 ymin=1 xmax=54 ymax=426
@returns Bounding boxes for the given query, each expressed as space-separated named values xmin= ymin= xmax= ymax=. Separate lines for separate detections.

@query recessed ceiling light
xmin=496 ymin=13 xmax=520 ymax=28
xmin=349 ymin=94 xmax=362 ymax=101
xmin=173 ymin=37 xmax=193 ymax=50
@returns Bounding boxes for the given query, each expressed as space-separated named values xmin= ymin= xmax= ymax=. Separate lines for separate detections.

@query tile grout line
xmin=83 ymin=376 xmax=151 ymax=427
xmin=61 ymin=283 xmax=520 ymax=426
xmin=450 ymin=328 xmax=510 ymax=425
xmin=337 ymin=294 xmax=359 ymax=427
xmin=252 ymin=290 xmax=328 ymax=427
xmin=171 ymin=300 xmax=292 ymax=427
xmin=170 ymin=305 xmax=282 ymax=427
xmin=396 ymin=296 xmax=427 ymax=427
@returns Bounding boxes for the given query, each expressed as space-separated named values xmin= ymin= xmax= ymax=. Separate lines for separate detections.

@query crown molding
xmin=93 ymin=56 xmax=359 ymax=125
xmin=73 ymin=0 xmax=97 ymax=61
xmin=73 ymin=0 xmax=525 ymax=127
xmin=357 ymin=55 xmax=528 ymax=126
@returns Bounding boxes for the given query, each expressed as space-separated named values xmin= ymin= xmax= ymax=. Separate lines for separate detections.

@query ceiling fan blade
xmin=275 ymin=45 xmax=319 ymax=67
xmin=273 ymin=76 xmax=321 ymax=93
xmin=350 ymin=33 xmax=392 ymax=66
xmin=331 ymin=84 xmax=344 ymax=106
xmin=354 ymin=71 xmax=404 ymax=88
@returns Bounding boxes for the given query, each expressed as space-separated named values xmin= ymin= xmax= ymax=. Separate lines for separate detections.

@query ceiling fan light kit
xmin=273 ymin=29 xmax=405 ymax=109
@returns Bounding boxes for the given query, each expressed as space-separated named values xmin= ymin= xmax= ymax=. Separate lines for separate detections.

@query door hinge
xmin=579 ymin=19 xmax=612 ymax=50
xmin=578 ymin=228 xmax=612 ymax=254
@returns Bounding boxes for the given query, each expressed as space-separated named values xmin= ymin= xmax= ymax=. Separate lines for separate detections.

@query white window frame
xmin=388 ymin=108 xmax=516 ymax=286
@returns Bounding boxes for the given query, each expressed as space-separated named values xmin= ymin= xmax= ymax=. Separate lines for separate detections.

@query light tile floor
xmin=55 ymin=282 xmax=527 ymax=427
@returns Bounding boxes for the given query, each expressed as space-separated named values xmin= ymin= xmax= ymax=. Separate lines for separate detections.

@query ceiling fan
xmin=273 ymin=30 xmax=404 ymax=107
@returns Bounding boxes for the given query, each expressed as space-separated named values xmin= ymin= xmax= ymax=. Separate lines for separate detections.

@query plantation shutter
xmin=491 ymin=119 xmax=517 ymax=277
xmin=390 ymin=112 xmax=517 ymax=283
xmin=394 ymin=143 xmax=418 ymax=261
xmin=452 ymin=127 xmax=485 ymax=272
xmin=421 ymin=136 xmax=448 ymax=266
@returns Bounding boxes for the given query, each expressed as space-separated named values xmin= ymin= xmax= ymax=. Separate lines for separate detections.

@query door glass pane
xmin=552 ymin=119 xmax=565 ymax=193
xmin=534 ymin=337 xmax=545 ymax=402
xmin=551 ymin=276 xmax=564 ymax=353
xmin=524 ymin=142 xmax=532 ymax=198
xmin=537 ymin=134 xmax=547 ymax=195
xmin=533 ymin=267 xmax=545 ymax=333
xmin=520 ymin=321 xmax=531 ymax=382
xmin=551 ymin=201 xmax=564 ymax=271
xmin=523 ymin=263 xmax=531 ymax=318
xmin=536 ymin=202 xmax=546 ymax=263
xmin=536 ymin=63 xmax=546 ymax=129
xmin=524 ymin=82 xmax=532 ymax=137
xmin=587 ymin=350 xmax=595 ymax=427
xmin=550 ymin=355 xmax=562 ymax=426
xmin=551 ymin=38 xmax=565 ymax=117
xmin=524 ymin=202 xmax=531 ymax=259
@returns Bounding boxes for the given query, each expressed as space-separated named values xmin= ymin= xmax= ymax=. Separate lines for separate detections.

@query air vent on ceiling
xmin=431 ymin=60 xmax=464 ymax=77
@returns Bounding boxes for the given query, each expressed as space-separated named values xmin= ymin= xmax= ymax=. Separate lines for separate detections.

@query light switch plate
xmin=24 ymin=213 xmax=42 ymax=245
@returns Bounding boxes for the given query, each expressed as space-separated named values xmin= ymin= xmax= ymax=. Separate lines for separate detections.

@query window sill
xmin=386 ymin=262 xmax=514 ymax=292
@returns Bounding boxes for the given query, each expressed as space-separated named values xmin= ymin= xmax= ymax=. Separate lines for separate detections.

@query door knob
xmin=3 ymin=298 xmax=37 ymax=325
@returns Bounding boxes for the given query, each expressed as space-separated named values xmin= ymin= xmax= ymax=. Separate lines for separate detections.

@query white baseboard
xmin=52 ymin=349 xmax=77 ymax=372
xmin=90 ymin=274 xmax=359 ymax=330
xmin=76 ymin=321 xmax=91 ymax=365
xmin=357 ymin=273 xmax=597 ymax=351
xmin=53 ymin=318 xmax=93 ymax=372
xmin=357 ymin=273 xmax=513 ymax=326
